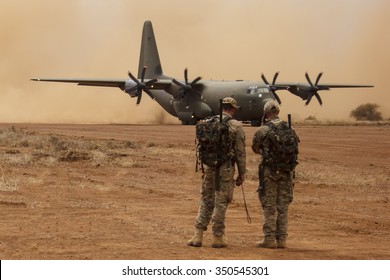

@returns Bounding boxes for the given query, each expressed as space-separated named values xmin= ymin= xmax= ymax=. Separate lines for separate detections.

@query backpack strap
xmin=222 ymin=115 xmax=232 ymax=122
xmin=265 ymin=121 xmax=279 ymax=147
xmin=212 ymin=115 xmax=232 ymax=123
xmin=216 ymin=115 xmax=232 ymax=191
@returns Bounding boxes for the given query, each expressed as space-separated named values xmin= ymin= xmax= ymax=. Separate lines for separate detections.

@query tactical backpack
xmin=262 ymin=121 xmax=299 ymax=171
xmin=195 ymin=115 xmax=232 ymax=169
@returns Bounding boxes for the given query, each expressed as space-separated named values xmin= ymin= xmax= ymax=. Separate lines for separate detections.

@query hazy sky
xmin=1 ymin=0 xmax=389 ymax=123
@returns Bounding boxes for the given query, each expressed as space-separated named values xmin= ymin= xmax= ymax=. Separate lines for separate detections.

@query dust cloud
xmin=1 ymin=0 xmax=389 ymax=123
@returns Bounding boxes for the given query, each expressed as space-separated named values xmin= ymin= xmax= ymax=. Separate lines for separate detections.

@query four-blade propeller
xmin=261 ymin=72 xmax=283 ymax=105
xmin=127 ymin=66 xmax=158 ymax=105
xmin=172 ymin=68 xmax=202 ymax=99
xmin=304 ymin=72 xmax=325 ymax=106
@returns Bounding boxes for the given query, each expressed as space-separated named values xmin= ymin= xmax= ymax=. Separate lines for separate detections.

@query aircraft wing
xmin=30 ymin=78 xmax=173 ymax=90
xmin=318 ymin=84 xmax=374 ymax=88
xmin=30 ymin=78 xmax=126 ymax=88
xmin=273 ymin=82 xmax=374 ymax=105
xmin=31 ymin=77 xmax=175 ymax=105
xmin=274 ymin=83 xmax=374 ymax=89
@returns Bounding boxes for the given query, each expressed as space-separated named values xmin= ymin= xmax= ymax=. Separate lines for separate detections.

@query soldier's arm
xmin=252 ymin=126 xmax=270 ymax=154
xmin=252 ymin=128 xmax=265 ymax=154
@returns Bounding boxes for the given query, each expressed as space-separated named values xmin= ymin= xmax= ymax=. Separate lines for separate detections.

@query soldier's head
xmin=263 ymin=99 xmax=280 ymax=118
xmin=221 ymin=97 xmax=239 ymax=116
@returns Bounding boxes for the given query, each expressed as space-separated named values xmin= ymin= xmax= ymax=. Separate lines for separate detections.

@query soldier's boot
xmin=276 ymin=239 xmax=286 ymax=249
xmin=256 ymin=237 xmax=276 ymax=249
xmin=187 ymin=228 xmax=204 ymax=247
xmin=212 ymin=235 xmax=228 ymax=248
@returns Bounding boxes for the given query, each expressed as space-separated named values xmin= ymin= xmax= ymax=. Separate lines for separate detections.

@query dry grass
xmin=0 ymin=164 xmax=19 ymax=192
xmin=0 ymin=126 xmax=194 ymax=192
xmin=0 ymin=126 xmax=143 ymax=168
xmin=0 ymin=127 xmax=136 ymax=192
xmin=296 ymin=160 xmax=388 ymax=188
xmin=295 ymin=119 xmax=390 ymax=127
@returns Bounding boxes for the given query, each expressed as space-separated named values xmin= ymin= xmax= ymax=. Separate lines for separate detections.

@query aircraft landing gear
xmin=251 ymin=120 xmax=261 ymax=127
xmin=181 ymin=118 xmax=198 ymax=125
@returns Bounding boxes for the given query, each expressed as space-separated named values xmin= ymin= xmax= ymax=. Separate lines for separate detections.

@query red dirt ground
xmin=0 ymin=123 xmax=389 ymax=260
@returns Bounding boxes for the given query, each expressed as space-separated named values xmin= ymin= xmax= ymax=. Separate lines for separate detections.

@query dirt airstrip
xmin=0 ymin=123 xmax=389 ymax=260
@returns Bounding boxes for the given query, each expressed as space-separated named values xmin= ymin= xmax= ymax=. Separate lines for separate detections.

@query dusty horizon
xmin=1 ymin=0 xmax=389 ymax=124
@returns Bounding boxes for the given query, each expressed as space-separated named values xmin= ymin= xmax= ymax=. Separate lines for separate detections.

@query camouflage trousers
xmin=194 ymin=161 xmax=235 ymax=236
xmin=258 ymin=167 xmax=293 ymax=241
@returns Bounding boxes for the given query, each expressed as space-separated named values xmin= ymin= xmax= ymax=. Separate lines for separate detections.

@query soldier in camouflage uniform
xmin=187 ymin=97 xmax=246 ymax=248
xmin=252 ymin=100 xmax=298 ymax=249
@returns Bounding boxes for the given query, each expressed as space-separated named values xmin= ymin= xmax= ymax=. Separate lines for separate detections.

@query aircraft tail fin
xmin=138 ymin=21 xmax=163 ymax=79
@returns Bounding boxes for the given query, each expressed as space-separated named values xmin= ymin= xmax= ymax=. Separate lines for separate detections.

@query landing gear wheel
xmin=181 ymin=118 xmax=198 ymax=125
xmin=251 ymin=120 xmax=261 ymax=127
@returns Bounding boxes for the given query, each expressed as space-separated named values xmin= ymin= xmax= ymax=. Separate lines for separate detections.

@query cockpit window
xmin=258 ymin=87 xmax=270 ymax=93
xmin=247 ymin=86 xmax=270 ymax=94
xmin=247 ymin=86 xmax=257 ymax=94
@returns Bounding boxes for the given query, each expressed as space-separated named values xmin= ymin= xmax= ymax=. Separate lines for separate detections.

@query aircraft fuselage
xmin=151 ymin=80 xmax=274 ymax=125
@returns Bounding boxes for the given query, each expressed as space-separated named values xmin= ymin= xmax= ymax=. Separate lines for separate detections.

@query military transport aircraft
xmin=32 ymin=21 xmax=373 ymax=126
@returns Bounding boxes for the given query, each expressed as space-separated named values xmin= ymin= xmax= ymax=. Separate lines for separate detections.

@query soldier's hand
xmin=235 ymin=175 xmax=244 ymax=186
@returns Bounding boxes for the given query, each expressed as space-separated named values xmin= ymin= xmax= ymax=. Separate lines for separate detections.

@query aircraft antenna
xmin=219 ymin=99 xmax=223 ymax=123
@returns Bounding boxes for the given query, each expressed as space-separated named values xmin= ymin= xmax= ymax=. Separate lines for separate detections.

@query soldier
xmin=252 ymin=100 xmax=299 ymax=249
xmin=187 ymin=97 xmax=246 ymax=248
